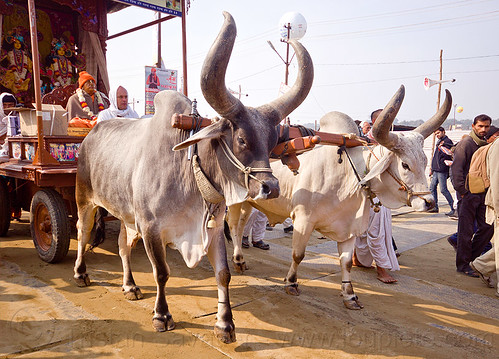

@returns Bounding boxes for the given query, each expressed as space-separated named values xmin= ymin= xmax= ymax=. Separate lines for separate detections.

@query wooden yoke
xmin=271 ymin=136 xmax=321 ymax=173
xmin=171 ymin=113 xmax=366 ymax=173
xmin=283 ymin=126 xmax=364 ymax=148
xmin=171 ymin=113 xmax=214 ymax=129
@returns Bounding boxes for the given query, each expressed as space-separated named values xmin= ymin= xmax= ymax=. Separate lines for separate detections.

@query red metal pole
xmin=157 ymin=12 xmax=162 ymax=68
xmin=181 ymin=0 xmax=188 ymax=96
xmin=28 ymin=0 xmax=58 ymax=166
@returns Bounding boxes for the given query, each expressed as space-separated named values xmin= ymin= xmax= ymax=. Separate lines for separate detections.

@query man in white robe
xmin=97 ymin=86 xmax=139 ymax=123
xmin=354 ymin=205 xmax=400 ymax=283
xmin=353 ymin=108 xmax=400 ymax=283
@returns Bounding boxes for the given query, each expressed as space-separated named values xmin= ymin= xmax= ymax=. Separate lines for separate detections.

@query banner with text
xmin=144 ymin=66 xmax=178 ymax=115
xmin=117 ymin=0 xmax=182 ymax=16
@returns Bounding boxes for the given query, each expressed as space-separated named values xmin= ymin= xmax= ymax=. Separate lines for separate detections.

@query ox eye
xmin=402 ymin=162 xmax=410 ymax=171
xmin=237 ymin=136 xmax=246 ymax=146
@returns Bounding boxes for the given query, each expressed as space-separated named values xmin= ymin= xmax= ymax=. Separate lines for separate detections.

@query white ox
xmin=485 ymin=140 xmax=499 ymax=296
xmin=72 ymin=12 xmax=314 ymax=343
xmin=227 ymin=86 xmax=452 ymax=309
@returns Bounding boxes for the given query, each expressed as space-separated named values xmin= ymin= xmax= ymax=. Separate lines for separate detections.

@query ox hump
xmin=319 ymin=111 xmax=360 ymax=135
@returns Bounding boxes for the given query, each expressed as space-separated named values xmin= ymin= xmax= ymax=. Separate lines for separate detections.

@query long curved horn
xmin=261 ymin=40 xmax=314 ymax=125
xmin=372 ymin=85 xmax=405 ymax=150
xmin=200 ymin=12 xmax=244 ymax=119
xmin=413 ymin=89 xmax=452 ymax=139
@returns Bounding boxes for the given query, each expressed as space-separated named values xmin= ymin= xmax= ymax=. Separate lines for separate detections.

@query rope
xmin=362 ymin=144 xmax=430 ymax=206
xmin=218 ymin=138 xmax=273 ymax=191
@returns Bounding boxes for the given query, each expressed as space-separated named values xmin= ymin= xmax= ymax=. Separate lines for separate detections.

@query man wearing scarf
xmin=451 ymin=114 xmax=494 ymax=277
xmin=66 ymin=71 xmax=108 ymax=127
xmin=97 ymin=86 xmax=139 ymax=123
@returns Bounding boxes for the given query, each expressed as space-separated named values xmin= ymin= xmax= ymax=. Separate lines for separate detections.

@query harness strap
xmin=192 ymin=155 xmax=224 ymax=204
xmin=358 ymin=144 xmax=429 ymax=207
xmin=218 ymin=138 xmax=273 ymax=191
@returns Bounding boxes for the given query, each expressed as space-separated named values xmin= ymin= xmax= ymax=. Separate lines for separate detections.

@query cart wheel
xmin=30 ymin=189 xmax=70 ymax=263
xmin=0 ymin=177 xmax=10 ymax=236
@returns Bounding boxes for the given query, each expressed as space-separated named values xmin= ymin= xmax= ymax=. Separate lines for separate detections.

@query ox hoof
xmin=232 ymin=260 xmax=248 ymax=274
xmin=284 ymin=283 xmax=300 ymax=296
xmin=74 ymin=274 xmax=91 ymax=287
xmin=343 ymin=296 xmax=364 ymax=310
xmin=214 ymin=323 xmax=236 ymax=344
xmin=152 ymin=315 xmax=175 ymax=332
xmin=123 ymin=287 xmax=144 ymax=301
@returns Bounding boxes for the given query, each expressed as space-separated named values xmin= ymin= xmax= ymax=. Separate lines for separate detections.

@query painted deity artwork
xmin=49 ymin=142 xmax=80 ymax=161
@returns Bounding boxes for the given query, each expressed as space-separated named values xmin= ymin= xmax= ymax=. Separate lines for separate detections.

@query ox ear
xmin=359 ymin=152 xmax=395 ymax=185
xmin=172 ymin=120 xmax=228 ymax=151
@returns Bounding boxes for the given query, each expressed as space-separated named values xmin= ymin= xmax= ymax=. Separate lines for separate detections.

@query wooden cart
xmin=0 ymin=0 xmax=189 ymax=263
xmin=0 ymin=134 xmax=83 ymax=263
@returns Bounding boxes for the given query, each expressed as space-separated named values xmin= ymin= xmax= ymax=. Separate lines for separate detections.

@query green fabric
xmin=469 ymin=130 xmax=488 ymax=147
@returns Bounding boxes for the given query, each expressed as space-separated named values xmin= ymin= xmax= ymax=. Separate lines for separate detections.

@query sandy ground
xmin=0 ymin=212 xmax=498 ymax=359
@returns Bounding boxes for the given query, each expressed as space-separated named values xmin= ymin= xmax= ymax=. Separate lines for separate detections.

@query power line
xmin=311 ymin=0 xmax=492 ymax=25
xmin=316 ymin=54 xmax=499 ymax=66
xmin=310 ymin=10 xmax=499 ymax=40
xmin=247 ymin=69 xmax=499 ymax=90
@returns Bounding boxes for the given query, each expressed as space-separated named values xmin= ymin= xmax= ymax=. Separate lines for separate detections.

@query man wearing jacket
xmin=451 ymin=114 xmax=494 ymax=277
xmin=429 ymin=127 xmax=455 ymax=216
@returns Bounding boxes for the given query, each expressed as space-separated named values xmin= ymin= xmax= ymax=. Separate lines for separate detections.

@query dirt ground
xmin=1 ymin=213 xmax=498 ymax=358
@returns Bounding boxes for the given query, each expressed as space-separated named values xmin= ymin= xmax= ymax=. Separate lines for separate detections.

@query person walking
xmin=428 ymin=126 xmax=455 ymax=216
xmin=451 ymin=114 xmax=494 ymax=277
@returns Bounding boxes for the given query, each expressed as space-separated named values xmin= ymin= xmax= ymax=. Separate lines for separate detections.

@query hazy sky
xmin=107 ymin=0 xmax=499 ymax=124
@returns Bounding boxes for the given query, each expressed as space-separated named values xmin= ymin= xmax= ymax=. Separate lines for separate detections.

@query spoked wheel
xmin=0 ymin=177 xmax=11 ymax=236
xmin=30 ymin=189 xmax=70 ymax=263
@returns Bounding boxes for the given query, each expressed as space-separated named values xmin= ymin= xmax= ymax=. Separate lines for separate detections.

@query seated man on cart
xmin=66 ymin=71 xmax=108 ymax=128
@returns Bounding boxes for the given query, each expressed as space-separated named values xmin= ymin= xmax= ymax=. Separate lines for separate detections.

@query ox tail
xmin=224 ymin=220 xmax=233 ymax=243
xmin=88 ymin=208 xmax=107 ymax=250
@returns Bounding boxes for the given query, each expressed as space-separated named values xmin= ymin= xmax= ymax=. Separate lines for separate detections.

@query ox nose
xmin=261 ymin=178 xmax=280 ymax=199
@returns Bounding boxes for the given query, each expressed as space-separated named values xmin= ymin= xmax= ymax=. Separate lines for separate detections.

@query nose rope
xmin=363 ymin=143 xmax=430 ymax=206
xmin=218 ymin=138 xmax=273 ymax=191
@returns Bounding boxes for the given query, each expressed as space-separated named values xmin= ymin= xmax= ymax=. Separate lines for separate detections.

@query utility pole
xmin=431 ymin=49 xmax=444 ymax=161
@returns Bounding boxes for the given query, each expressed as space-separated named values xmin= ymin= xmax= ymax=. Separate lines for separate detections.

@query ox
xmin=73 ymin=12 xmax=313 ymax=343
xmin=227 ymin=86 xmax=452 ymax=309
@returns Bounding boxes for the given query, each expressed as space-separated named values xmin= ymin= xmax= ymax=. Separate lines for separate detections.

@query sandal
xmin=242 ymin=236 xmax=249 ymax=248
xmin=458 ymin=267 xmax=479 ymax=278
xmin=470 ymin=262 xmax=494 ymax=288
xmin=252 ymin=240 xmax=270 ymax=250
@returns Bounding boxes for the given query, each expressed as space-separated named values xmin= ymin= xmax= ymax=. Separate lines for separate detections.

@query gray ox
xmin=73 ymin=12 xmax=313 ymax=344
xmin=227 ymin=86 xmax=451 ymax=309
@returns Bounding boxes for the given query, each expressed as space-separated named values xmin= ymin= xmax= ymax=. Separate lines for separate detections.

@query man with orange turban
xmin=66 ymin=71 xmax=108 ymax=128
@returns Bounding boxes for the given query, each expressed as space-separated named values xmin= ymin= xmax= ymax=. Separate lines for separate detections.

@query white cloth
xmin=355 ymin=205 xmax=400 ymax=271
xmin=243 ymin=209 xmax=267 ymax=241
xmin=0 ymin=93 xmax=17 ymax=137
xmin=97 ymin=86 xmax=139 ymax=123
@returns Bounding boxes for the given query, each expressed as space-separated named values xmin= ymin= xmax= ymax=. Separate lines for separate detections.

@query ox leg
xmin=227 ymin=202 xmax=251 ymax=273
xmin=284 ymin=219 xmax=314 ymax=296
xmin=338 ymin=238 xmax=363 ymax=310
xmin=73 ymin=205 xmax=97 ymax=287
xmin=142 ymin=234 xmax=175 ymax=332
xmin=118 ymin=222 xmax=143 ymax=300
xmin=207 ymin=226 xmax=236 ymax=344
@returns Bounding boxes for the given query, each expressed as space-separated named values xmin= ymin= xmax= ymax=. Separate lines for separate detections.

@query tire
xmin=30 ymin=189 xmax=70 ymax=263
xmin=0 ymin=177 xmax=10 ymax=236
